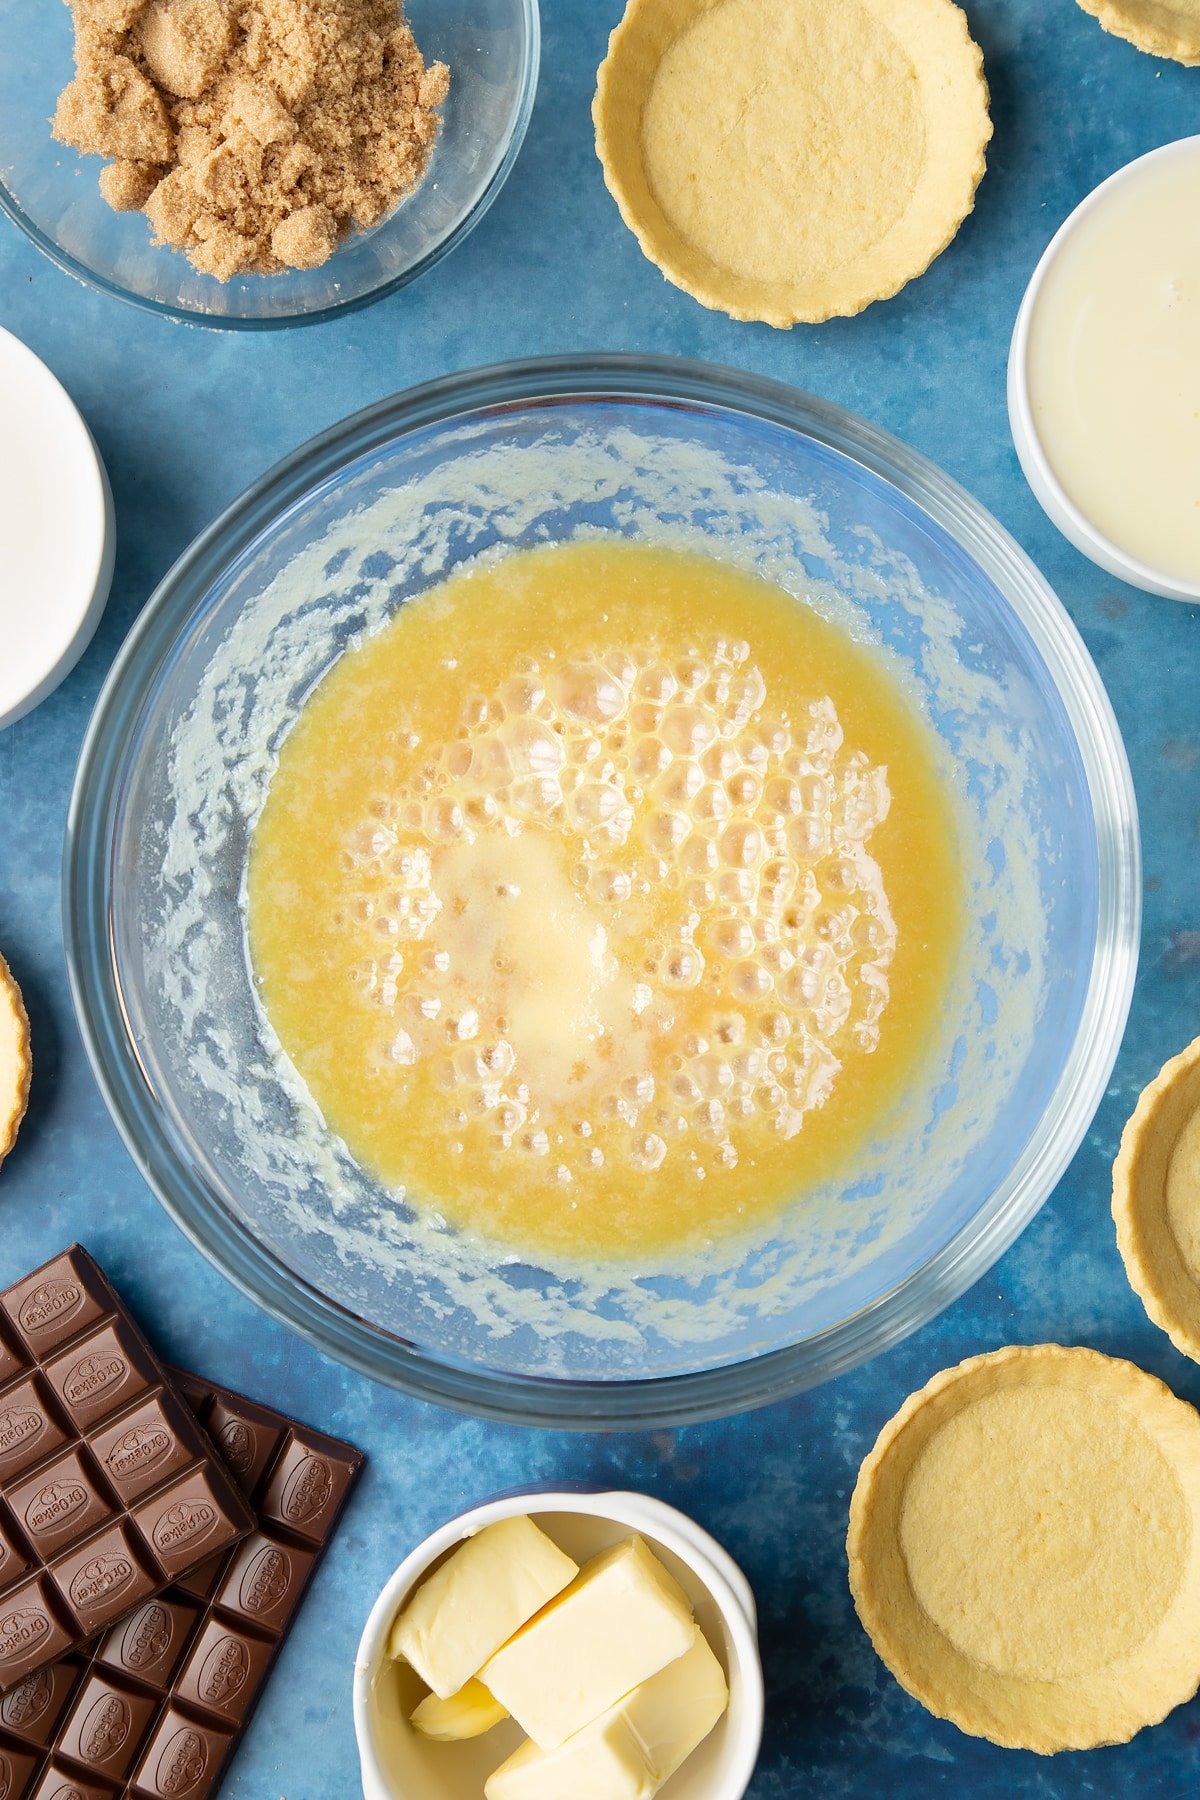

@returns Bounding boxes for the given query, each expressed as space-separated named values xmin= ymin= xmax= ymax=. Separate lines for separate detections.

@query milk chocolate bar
xmin=0 ymin=1249 xmax=254 ymax=1692
xmin=0 ymin=1370 xmax=363 ymax=1798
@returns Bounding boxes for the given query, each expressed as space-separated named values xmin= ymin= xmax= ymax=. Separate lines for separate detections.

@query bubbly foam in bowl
xmin=66 ymin=363 xmax=1138 ymax=1422
xmin=352 ymin=657 xmax=896 ymax=1181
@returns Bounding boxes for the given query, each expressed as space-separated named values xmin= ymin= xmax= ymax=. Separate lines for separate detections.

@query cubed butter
xmin=487 ymin=1718 xmax=657 ymax=1800
xmin=411 ymin=1677 xmax=509 ymax=1741
xmin=480 ymin=1535 xmax=697 ymax=1750
xmin=484 ymin=1632 xmax=729 ymax=1800
xmin=389 ymin=1516 xmax=579 ymax=1699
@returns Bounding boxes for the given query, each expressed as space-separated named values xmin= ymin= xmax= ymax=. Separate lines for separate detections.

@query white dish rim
xmin=0 ymin=326 xmax=115 ymax=729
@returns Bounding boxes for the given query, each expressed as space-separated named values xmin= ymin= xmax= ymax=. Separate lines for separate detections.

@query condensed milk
xmin=1015 ymin=137 xmax=1200 ymax=594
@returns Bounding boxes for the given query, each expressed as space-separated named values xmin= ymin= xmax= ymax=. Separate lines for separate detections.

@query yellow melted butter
xmin=247 ymin=542 xmax=964 ymax=1259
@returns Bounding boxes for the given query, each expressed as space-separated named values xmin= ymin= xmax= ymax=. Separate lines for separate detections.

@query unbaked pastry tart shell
xmin=848 ymin=1344 xmax=1200 ymax=1752
xmin=1114 ymin=1036 xmax=1200 ymax=1361
xmin=1076 ymin=0 xmax=1200 ymax=65
xmin=593 ymin=0 xmax=992 ymax=326
xmin=0 ymin=952 xmax=30 ymax=1168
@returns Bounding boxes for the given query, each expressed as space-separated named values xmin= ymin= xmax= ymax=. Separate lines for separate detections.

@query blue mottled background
xmin=2 ymin=1 xmax=1199 ymax=1794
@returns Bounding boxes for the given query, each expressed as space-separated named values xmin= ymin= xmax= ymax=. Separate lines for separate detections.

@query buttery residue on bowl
xmin=148 ymin=427 xmax=1043 ymax=1373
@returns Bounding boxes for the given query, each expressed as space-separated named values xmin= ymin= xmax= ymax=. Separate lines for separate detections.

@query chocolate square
xmin=0 ymin=1380 xmax=67 ymax=1484
xmin=212 ymin=1533 xmax=312 ymax=1635
xmin=0 ymin=1659 xmax=84 ymax=1746
xmin=163 ymin=1377 xmax=210 ymax=1417
xmin=0 ymin=1320 xmax=28 ymax=1391
xmin=201 ymin=1400 xmax=282 ymax=1501
xmin=131 ymin=1473 xmax=242 ymax=1582
xmin=172 ymin=1621 xmax=273 ymax=1725
xmin=169 ymin=1557 xmax=226 ymax=1605
xmin=0 ymin=1583 xmax=74 ymax=1687
xmin=0 ymin=1741 xmax=41 ymax=1800
xmin=94 ymin=1597 xmax=199 ymax=1693
xmin=27 ymin=1762 xmax=120 ymax=1799
xmin=44 ymin=1326 xmax=153 ymax=1434
xmin=3 ymin=1255 xmax=108 ymax=1358
xmin=58 ymin=1673 xmax=159 ymax=1780
xmin=10 ymin=1453 xmax=112 ymax=1559
xmin=0 ymin=1507 xmax=32 ymax=1592
xmin=50 ymin=1526 xmax=154 ymax=1637
xmin=88 ymin=1397 xmax=195 ymax=1507
xmin=129 ymin=1709 xmax=231 ymax=1799
xmin=258 ymin=1437 xmax=348 ymax=1543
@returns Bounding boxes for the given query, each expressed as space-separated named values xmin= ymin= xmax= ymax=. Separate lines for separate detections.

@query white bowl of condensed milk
xmin=1009 ymin=136 xmax=1200 ymax=602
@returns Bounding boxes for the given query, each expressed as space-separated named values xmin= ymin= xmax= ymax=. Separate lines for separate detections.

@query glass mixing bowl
xmin=64 ymin=356 xmax=1140 ymax=1427
xmin=0 ymin=0 xmax=538 ymax=327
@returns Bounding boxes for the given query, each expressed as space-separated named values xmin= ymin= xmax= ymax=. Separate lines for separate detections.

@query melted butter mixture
xmin=247 ymin=542 xmax=964 ymax=1258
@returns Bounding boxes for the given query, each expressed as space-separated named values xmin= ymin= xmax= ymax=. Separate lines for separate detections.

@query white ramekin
xmin=1008 ymin=136 xmax=1200 ymax=604
xmin=0 ymin=326 xmax=115 ymax=728
xmin=354 ymin=1487 xmax=764 ymax=1800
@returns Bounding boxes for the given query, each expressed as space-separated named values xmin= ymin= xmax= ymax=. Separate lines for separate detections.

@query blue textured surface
xmin=1 ymin=2 xmax=1198 ymax=1794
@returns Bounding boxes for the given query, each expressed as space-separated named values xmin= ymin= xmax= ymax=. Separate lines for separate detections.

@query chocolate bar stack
xmin=0 ymin=1249 xmax=363 ymax=1799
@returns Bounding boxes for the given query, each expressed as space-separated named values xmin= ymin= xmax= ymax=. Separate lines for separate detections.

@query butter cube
xmin=480 ymin=1535 xmax=697 ymax=1750
xmin=484 ymin=1633 xmax=729 ymax=1800
xmin=411 ymin=1677 xmax=508 ymax=1741
xmin=487 ymin=1721 xmax=657 ymax=1800
xmin=389 ymin=1517 xmax=578 ymax=1699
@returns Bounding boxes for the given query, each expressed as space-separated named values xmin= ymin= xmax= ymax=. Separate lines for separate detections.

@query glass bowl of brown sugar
xmin=0 ymin=0 xmax=539 ymax=328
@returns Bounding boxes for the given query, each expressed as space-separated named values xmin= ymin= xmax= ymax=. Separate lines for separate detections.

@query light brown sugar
xmin=53 ymin=0 xmax=449 ymax=279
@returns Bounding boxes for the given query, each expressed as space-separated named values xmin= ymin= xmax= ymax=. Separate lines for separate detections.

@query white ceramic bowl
xmin=353 ymin=1488 xmax=765 ymax=1800
xmin=1008 ymin=136 xmax=1200 ymax=603
xmin=0 ymin=326 xmax=114 ymax=728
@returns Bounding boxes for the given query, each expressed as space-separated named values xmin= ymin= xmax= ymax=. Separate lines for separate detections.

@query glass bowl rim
xmin=0 ymin=0 xmax=541 ymax=331
xmin=63 ymin=352 xmax=1141 ymax=1427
